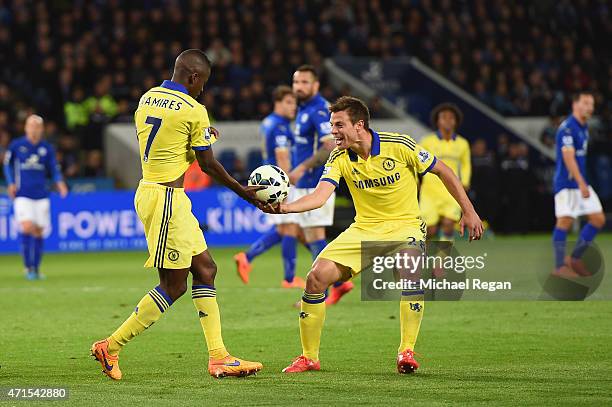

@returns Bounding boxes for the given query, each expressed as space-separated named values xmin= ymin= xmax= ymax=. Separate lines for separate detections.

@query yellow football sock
xmin=108 ymin=286 xmax=173 ymax=355
xmin=398 ymin=293 xmax=424 ymax=353
xmin=192 ymin=285 xmax=229 ymax=360
xmin=300 ymin=292 xmax=327 ymax=361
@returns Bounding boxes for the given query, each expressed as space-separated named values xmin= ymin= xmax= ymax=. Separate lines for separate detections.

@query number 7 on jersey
xmin=143 ymin=116 xmax=162 ymax=162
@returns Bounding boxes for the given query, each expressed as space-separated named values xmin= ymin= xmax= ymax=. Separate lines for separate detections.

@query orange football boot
xmin=281 ymin=276 xmax=306 ymax=289
xmin=282 ymin=355 xmax=321 ymax=373
xmin=397 ymin=348 xmax=420 ymax=374
xmin=325 ymin=281 xmax=354 ymax=305
xmin=91 ymin=339 xmax=122 ymax=380
xmin=234 ymin=252 xmax=252 ymax=284
xmin=208 ymin=355 xmax=263 ymax=378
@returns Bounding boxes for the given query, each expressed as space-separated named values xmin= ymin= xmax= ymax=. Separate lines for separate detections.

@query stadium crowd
xmin=0 ymin=0 xmax=610 ymax=198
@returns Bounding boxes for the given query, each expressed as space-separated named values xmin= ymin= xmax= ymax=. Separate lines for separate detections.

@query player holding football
xmin=274 ymin=97 xmax=483 ymax=373
xmin=552 ymin=92 xmax=606 ymax=277
xmin=91 ymin=50 xmax=263 ymax=380
xmin=234 ymin=85 xmax=305 ymax=288
xmin=419 ymin=103 xmax=471 ymax=240
xmin=288 ymin=65 xmax=354 ymax=305
xmin=3 ymin=114 xmax=68 ymax=280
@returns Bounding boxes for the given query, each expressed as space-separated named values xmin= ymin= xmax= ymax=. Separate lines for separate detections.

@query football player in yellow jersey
xmin=419 ymin=103 xmax=471 ymax=240
xmin=274 ymin=97 xmax=483 ymax=374
xmin=91 ymin=49 xmax=264 ymax=380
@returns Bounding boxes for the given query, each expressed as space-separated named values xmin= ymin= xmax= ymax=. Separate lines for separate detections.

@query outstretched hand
xmin=242 ymin=185 xmax=277 ymax=213
xmin=261 ymin=202 xmax=286 ymax=214
xmin=243 ymin=185 xmax=265 ymax=204
xmin=460 ymin=210 xmax=484 ymax=241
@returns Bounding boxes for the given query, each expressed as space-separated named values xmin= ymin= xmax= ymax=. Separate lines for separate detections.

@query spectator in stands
xmin=540 ymin=116 xmax=561 ymax=149
xmin=500 ymin=143 xmax=532 ymax=233
xmin=1 ymin=0 xmax=610 ymax=182
xmin=57 ymin=134 xmax=80 ymax=178
xmin=113 ymin=100 xmax=134 ymax=123
xmin=496 ymin=133 xmax=510 ymax=162
xmin=83 ymin=77 xmax=118 ymax=150
xmin=64 ymin=87 xmax=89 ymax=132
xmin=82 ymin=150 xmax=105 ymax=178
xmin=470 ymin=138 xmax=498 ymax=226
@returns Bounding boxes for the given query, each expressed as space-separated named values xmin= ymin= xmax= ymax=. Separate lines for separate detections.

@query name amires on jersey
xmin=352 ymin=172 xmax=401 ymax=189
xmin=139 ymin=96 xmax=183 ymax=110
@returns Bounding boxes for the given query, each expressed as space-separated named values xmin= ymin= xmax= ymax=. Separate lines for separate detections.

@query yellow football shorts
xmin=317 ymin=220 xmax=426 ymax=277
xmin=134 ymin=181 xmax=207 ymax=269
xmin=419 ymin=188 xmax=461 ymax=225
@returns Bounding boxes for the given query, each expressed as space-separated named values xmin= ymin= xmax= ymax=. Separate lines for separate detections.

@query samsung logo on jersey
xmin=141 ymin=96 xmax=183 ymax=110
xmin=353 ymin=173 xmax=400 ymax=189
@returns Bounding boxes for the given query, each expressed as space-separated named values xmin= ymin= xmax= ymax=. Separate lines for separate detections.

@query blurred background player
xmin=288 ymin=65 xmax=353 ymax=304
xmin=552 ymin=92 xmax=606 ymax=278
xmin=419 ymin=103 xmax=471 ymax=240
xmin=3 ymin=114 xmax=68 ymax=280
xmin=234 ymin=85 xmax=305 ymax=288
xmin=276 ymin=96 xmax=483 ymax=374
xmin=90 ymin=50 xmax=263 ymax=380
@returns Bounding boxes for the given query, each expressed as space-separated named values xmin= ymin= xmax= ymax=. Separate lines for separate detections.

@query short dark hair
xmin=329 ymin=96 xmax=370 ymax=129
xmin=175 ymin=49 xmax=212 ymax=75
xmin=295 ymin=64 xmax=319 ymax=80
xmin=272 ymin=85 xmax=294 ymax=102
xmin=430 ymin=103 xmax=463 ymax=129
xmin=572 ymin=91 xmax=594 ymax=102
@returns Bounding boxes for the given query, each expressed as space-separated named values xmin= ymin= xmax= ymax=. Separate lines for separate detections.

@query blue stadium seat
xmin=218 ymin=150 xmax=237 ymax=174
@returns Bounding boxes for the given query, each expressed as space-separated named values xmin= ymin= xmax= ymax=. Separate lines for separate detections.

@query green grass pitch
xmin=1 ymin=235 xmax=612 ymax=406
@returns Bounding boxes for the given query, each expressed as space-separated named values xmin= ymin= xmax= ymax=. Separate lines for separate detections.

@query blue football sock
xmin=33 ymin=237 xmax=43 ymax=273
xmin=21 ymin=234 xmax=33 ymax=270
xmin=308 ymin=239 xmax=327 ymax=261
xmin=571 ymin=223 xmax=599 ymax=259
xmin=246 ymin=229 xmax=282 ymax=262
xmin=552 ymin=227 xmax=568 ymax=268
xmin=281 ymin=236 xmax=297 ymax=282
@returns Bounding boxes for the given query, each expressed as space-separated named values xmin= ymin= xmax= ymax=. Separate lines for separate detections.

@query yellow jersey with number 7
xmin=134 ymin=80 xmax=217 ymax=183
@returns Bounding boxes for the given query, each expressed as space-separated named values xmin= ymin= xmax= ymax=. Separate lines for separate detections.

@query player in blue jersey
xmin=3 ymin=115 xmax=68 ymax=280
xmin=234 ymin=86 xmax=305 ymax=288
xmin=552 ymin=92 xmax=606 ymax=278
xmin=288 ymin=65 xmax=353 ymax=304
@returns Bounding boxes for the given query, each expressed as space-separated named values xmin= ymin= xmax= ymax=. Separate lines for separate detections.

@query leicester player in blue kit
xmin=552 ymin=92 xmax=606 ymax=278
xmin=234 ymin=85 xmax=305 ymax=288
xmin=288 ymin=65 xmax=353 ymax=304
xmin=3 ymin=115 xmax=68 ymax=279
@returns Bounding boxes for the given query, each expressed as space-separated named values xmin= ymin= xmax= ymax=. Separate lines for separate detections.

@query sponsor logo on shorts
xmin=167 ymin=249 xmax=179 ymax=262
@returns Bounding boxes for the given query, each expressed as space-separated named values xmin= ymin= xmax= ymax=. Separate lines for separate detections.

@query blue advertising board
xmin=0 ymin=188 xmax=273 ymax=254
